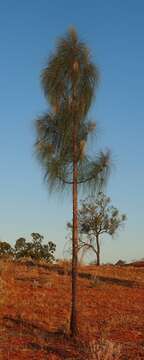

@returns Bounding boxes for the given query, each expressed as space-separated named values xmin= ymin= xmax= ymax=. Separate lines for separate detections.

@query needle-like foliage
xmin=36 ymin=28 xmax=110 ymax=191
xmin=41 ymin=28 xmax=99 ymax=117
xmin=36 ymin=108 xmax=110 ymax=192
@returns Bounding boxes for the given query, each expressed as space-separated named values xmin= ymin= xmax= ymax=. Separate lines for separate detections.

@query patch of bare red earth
xmin=0 ymin=260 xmax=144 ymax=359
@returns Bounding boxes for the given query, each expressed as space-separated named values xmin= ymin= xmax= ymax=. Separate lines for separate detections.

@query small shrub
xmin=79 ymin=338 xmax=122 ymax=360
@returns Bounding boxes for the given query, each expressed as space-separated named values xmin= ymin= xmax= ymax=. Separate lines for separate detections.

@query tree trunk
xmin=70 ymin=121 xmax=79 ymax=337
xmin=96 ymin=235 xmax=100 ymax=265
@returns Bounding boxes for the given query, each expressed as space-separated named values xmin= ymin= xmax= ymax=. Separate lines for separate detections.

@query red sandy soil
xmin=0 ymin=259 xmax=144 ymax=359
xmin=127 ymin=261 xmax=144 ymax=268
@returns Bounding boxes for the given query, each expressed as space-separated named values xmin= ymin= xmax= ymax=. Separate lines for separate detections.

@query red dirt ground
xmin=0 ymin=259 xmax=144 ymax=359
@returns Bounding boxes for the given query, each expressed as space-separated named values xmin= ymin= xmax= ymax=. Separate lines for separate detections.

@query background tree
xmin=15 ymin=237 xmax=26 ymax=258
xmin=14 ymin=233 xmax=56 ymax=262
xmin=39 ymin=241 xmax=56 ymax=262
xmin=30 ymin=232 xmax=44 ymax=259
xmin=0 ymin=241 xmax=13 ymax=257
xmin=75 ymin=192 xmax=127 ymax=265
xmin=30 ymin=233 xmax=56 ymax=261
xmin=35 ymin=28 xmax=110 ymax=336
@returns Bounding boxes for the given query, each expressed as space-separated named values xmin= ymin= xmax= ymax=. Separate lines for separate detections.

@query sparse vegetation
xmin=0 ymin=259 xmax=143 ymax=359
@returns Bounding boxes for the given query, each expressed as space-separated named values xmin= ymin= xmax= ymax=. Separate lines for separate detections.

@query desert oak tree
xmin=35 ymin=29 xmax=110 ymax=336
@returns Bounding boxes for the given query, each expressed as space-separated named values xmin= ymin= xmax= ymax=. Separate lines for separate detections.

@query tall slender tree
xmin=35 ymin=28 xmax=110 ymax=336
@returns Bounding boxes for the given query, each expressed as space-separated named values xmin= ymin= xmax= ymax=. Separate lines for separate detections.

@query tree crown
xmin=78 ymin=192 xmax=127 ymax=238
xmin=35 ymin=28 xmax=111 ymax=194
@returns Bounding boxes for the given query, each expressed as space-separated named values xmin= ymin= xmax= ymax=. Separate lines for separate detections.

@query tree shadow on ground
xmin=2 ymin=315 xmax=84 ymax=359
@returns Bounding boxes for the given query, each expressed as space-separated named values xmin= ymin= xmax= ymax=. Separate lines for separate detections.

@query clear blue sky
xmin=0 ymin=0 xmax=144 ymax=263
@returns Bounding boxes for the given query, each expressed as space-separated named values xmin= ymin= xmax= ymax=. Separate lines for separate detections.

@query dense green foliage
xmin=0 ymin=241 xmax=13 ymax=256
xmin=0 ymin=233 xmax=56 ymax=262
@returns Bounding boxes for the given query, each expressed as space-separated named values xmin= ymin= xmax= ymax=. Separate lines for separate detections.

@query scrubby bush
xmin=0 ymin=233 xmax=56 ymax=263
xmin=15 ymin=233 xmax=56 ymax=262
xmin=0 ymin=241 xmax=13 ymax=257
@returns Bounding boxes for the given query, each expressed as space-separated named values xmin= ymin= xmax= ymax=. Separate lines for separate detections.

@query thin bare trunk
xmin=96 ymin=234 xmax=100 ymax=265
xmin=70 ymin=121 xmax=79 ymax=336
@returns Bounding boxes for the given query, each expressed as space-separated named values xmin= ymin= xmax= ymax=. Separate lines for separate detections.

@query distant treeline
xmin=0 ymin=233 xmax=56 ymax=262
